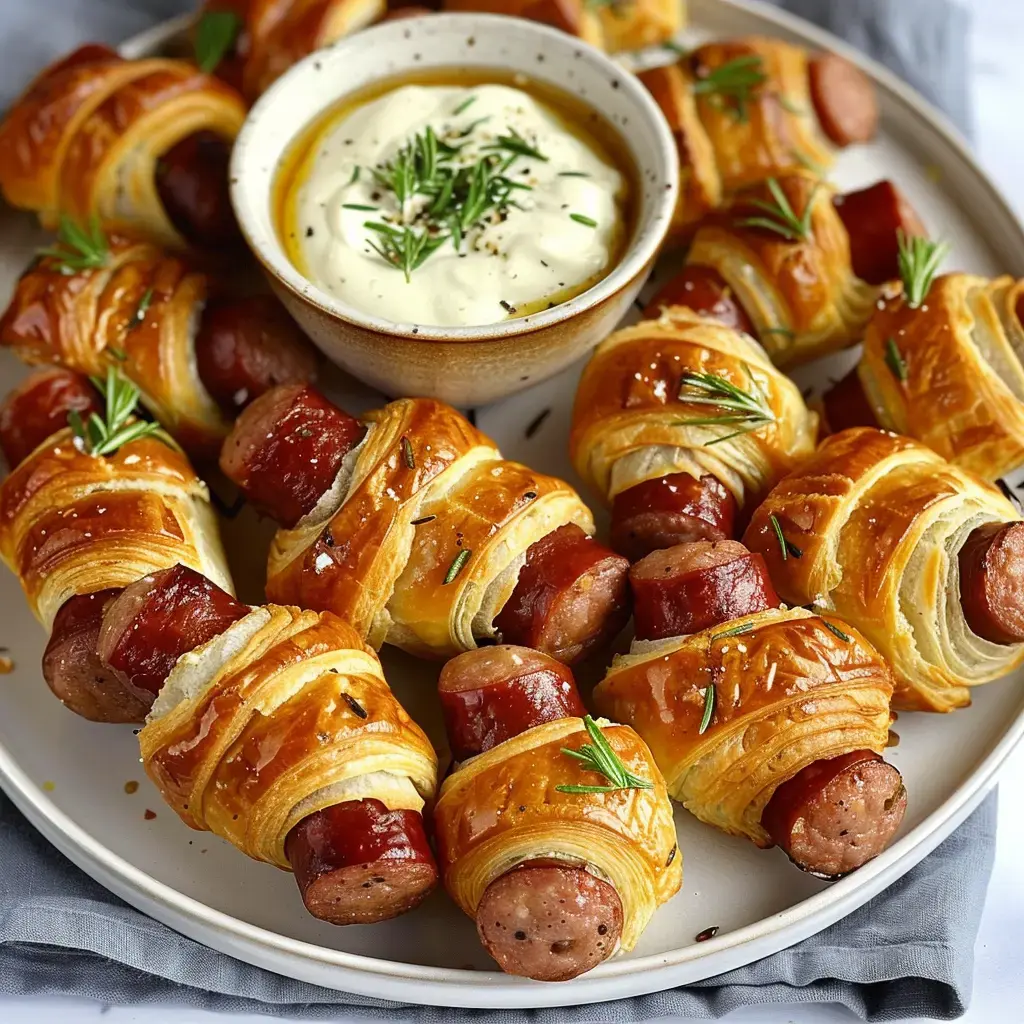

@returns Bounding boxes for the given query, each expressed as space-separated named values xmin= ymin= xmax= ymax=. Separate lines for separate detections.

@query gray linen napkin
xmin=0 ymin=0 xmax=989 ymax=1020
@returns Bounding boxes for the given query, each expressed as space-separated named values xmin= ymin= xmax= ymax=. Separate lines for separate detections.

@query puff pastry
xmin=266 ymin=397 xmax=595 ymax=658
xmin=685 ymin=172 xmax=880 ymax=367
xmin=743 ymin=427 xmax=1024 ymax=712
xmin=0 ymin=45 xmax=246 ymax=250
xmin=640 ymin=38 xmax=837 ymax=239
xmin=141 ymin=604 xmax=438 ymax=868
xmin=0 ymin=237 xmax=231 ymax=455
xmin=855 ymin=273 xmax=1024 ymax=481
xmin=570 ymin=306 xmax=818 ymax=512
xmin=593 ymin=606 xmax=894 ymax=846
xmin=433 ymin=716 xmax=680 ymax=952
xmin=441 ymin=0 xmax=684 ymax=54
xmin=0 ymin=427 xmax=231 ymax=630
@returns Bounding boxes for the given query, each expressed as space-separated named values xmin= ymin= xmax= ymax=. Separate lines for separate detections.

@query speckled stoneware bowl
xmin=230 ymin=13 xmax=678 ymax=406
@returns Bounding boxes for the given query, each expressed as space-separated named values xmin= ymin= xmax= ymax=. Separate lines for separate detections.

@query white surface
xmin=3 ymin=0 xmax=1024 ymax=1020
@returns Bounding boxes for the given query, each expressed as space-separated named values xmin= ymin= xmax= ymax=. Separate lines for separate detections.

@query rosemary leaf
xmin=698 ymin=685 xmax=716 ymax=735
xmin=821 ymin=619 xmax=852 ymax=643
xmin=443 ymin=548 xmax=472 ymax=585
xmin=885 ymin=337 xmax=908 ymax=382
xmin=194 ymin=10 xmax=242 ymax=74
xmin=710 ymin=621 xmax=755 ymax=641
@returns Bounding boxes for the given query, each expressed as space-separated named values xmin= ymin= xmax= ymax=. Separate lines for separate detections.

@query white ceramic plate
xmin=1 ymin=0 xmax=1022 ymax=1010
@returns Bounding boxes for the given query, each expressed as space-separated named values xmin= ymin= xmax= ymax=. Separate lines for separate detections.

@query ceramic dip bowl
xmin=231 ymin=13 xmax=678 ymax=406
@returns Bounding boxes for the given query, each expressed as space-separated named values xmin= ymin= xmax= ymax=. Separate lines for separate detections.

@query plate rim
xmin=1 ymin=0 xmax=1021 ymax=1009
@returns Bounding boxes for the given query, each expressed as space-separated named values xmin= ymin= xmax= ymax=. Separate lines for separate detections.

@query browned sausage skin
xmin=438 ymin=645 xmax=584 ymax=761
xmin=194 ymin=297 xmax=318 ymax=416
xmin=96 ymin=562 xmax=439 ymax=925
xmin=761 ymin=750 xmax=907 ymax=878
xmin=0 ymin=368 xmax=100 ymax=470
xmin=821 ymin=367 xmax=878 ymax=435
xmin=155 ymin=131 xmax=240 ymax=249
xmin=832 ymin=180 xmax=927 ymax=285
xmin=42 ymin=588 xmax=149 ymax=723
xmin=630 ymin=540 xmax=780 ymax=640
xmin=643 ymin=266 xmax=756 ymax=334
xmin=959 ymin=522 xmax=1024 ymax=644
xmin=808 ymin=52 xmax=879 ymax=146
xmin=437 ymin=645 xmax=623 ymax=980
xmin=627 ymin=540 xmax=904 ymax=876
xmin=610 ymin=473 xmax=737 ymax=563
xmin=493 ymin=524 xmax=631 ymax=664
xmin=219 ymin=384 xmax=366 ymax=527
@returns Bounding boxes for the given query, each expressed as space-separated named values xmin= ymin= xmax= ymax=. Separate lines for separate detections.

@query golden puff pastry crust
xmin=433 ymin=717 xmax=681 ymax=952
xmin=686 ymin=173 xmax=880 ymax=367
xmin=743 ymin=427 xmax=1024 ymax=712
xmin=442 ymin=0 xmax=684 ymax=55
xmin=0 ymin=45 xmax=246 ymax=249
xmin=570 ymin=307 xmax=818 ymax=511
xmin=593 ymin=607 xmax=895 ymax=846
xmin=201 ymin=0 xmax=386 ymax=101
xmin=0 ymin=428 xmax=232 ymax=629
xmin=267 ymin=398 xmax=594 ymax=658
xmin=0 ymin=237 xmax=230 ymax=454
xmin=639 ymin=38 xmax=835 ymax=240
xmin=141 ymin=605 xmax=438 ymax=868
xmin=857 ymin=273 xmax=1024 ymax=481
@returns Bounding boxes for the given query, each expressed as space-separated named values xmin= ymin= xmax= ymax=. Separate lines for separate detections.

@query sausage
xmin=438 ymin=645 xmax=584 ymax=761
xmin=194 ymin=296 xmax=318 ymax=415
xmin=475 ymin=861 xmax=624 ymax=982
xmin=833 ymin=181 xmax=927 ymax=285
xmin=155 ymin=131 xmax=239 ymax=249
xmin=493 ymin=524 xmax=630 ymax=665
xmin=643 ymin=265 xmax=755 ymax=335
xmin=94 ymin=559 xmax=437 ymax=924
xmin=436 ymin=646 xmax=622 ymax=979
xmin=42 ymin=589 xmax=151 ymax=723
xmin=0 ymin=368 xmax=100 ymax=470
xmin=958 ymin=522 xmax=1024 ymax=644
xmin=630 ymin=540 xmax=780 ymax=641
xmin=219 ymin=384 xmax=366 ymax=527
xmin=821 ymin=367 xmax=878 ymax=435
xmin=97 ymin=564 xmax=248 ymax=695
xmin=610 ymin=473 xmax=737 ymax=563
xmin=808 ymin=51 xmax=878 ymax=146
xmin=761 ymin=750 xmax=907 ymax=878
xmin=285 ymin=798 xmax=438 ymax=925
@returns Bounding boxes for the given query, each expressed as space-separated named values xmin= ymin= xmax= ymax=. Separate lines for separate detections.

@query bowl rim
xmin=229 ymin=12 xmax=679 ymax=343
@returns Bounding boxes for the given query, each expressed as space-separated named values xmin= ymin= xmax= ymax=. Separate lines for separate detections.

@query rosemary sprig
xmin=769 ymin=513 xmax=802 ymax=560
xmin=897 ymin=231 xmax=949 ymax=308
xmin=364 ymin=222 xmax=449 ymax=283
xmin=692 ymin=54 xmax=767 ymax=122
xmin=556 ymin=715 xmax=653 ymax=794
xmin=443 ymin=548 xmax=472 ymax=585
xmin=885 ymin=337 xmax=908 ymax=382
xmin=194 ymin=9 xmax=242 ymax=74
xmin=70 ymin=365 xmax=171 ymax=458
xmin=710 ymin=621 xmax=755 ymax=641
xmin=675 ymin=367 xmax=776 ymax=445
xmin=698 ymin=685 xmax=716 ymax=735
xmin=735 ymin=177 xmax=818 ymax=242
xmin=39 ymin=215 xmax=109 ymax=275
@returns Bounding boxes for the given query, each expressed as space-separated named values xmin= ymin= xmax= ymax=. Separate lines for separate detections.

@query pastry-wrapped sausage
xmin=829 ymin=270 xmax=1024 ymax=482
xmin=570 ymin=308 xmax=817 ymax=560
xmin=0 ymin=45 xmax=246 ymax=249
xmin=596 ymin=580 xmax=903 ymax=876
xmin=435 ymin=648 xmax=680 ymax=980
xmin=0 ymin=372 xmax=232 ymax=721
xmin=441 ymin=0 xmax=682 ymax=55
xmin=640 ymin=39 xmax=875 ymax=240
xmin=744 ymin=427 xmax=1024 ymax=711
xmin=0 ymin=234 xmax=316 ymax=455
xmin=197 ymin=0 xmax=386 ymax=101
xmin=223 ymin=386 xmax=627 ymax=663
xmin=139 ymin=602 xmax=439 ymax=922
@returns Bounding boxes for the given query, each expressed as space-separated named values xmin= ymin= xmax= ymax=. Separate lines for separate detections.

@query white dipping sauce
xmin=290 ymin=82 xmax=626 ymax=327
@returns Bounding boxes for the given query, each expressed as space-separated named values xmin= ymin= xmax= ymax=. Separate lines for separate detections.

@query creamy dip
xmin=287 ymin=82 xmax=627 ymax=327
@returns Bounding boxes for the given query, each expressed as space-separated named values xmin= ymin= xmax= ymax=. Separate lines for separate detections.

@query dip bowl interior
xmin=231 ymin=13 xmax=678 ymax=406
